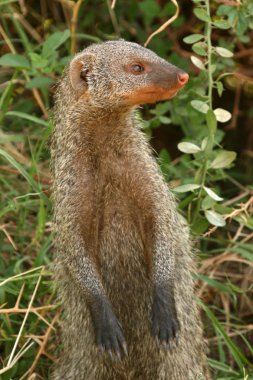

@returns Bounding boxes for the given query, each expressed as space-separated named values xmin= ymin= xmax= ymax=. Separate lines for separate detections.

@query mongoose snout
xmin=177 ymin=72 xmax=189 ymax=86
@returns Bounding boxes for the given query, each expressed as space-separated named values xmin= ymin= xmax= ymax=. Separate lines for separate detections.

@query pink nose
xmin=177 ymin=72 xmax=189 ymax=86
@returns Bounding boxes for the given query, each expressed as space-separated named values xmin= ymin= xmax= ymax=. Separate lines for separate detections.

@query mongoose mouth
xmin=124 ymin=86 xmax=183 ymax=105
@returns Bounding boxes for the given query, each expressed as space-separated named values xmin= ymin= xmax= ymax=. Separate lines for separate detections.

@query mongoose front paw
xmin=151 ymin=285 xmax=180 ymax=349
xmin=92 ymin=296 xmax=128 ymax=359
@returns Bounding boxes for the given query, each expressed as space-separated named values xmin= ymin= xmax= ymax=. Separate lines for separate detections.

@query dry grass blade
xmin=12 ymin=9 xmax=42 ymax=43
xmin=0 ymin=269 xmax=45 ymax=374
xmin=144 ymin=0 xmax=179 ymax=47
xmin=19 ymin=312 xmax=60 ymax=380
xmin=0 ymin=266 xmax=45 ymax=287
xmin=0 ymin=224 xmax=17 ymax=250
xmin=71 ymin=0 xmax=83 ymax=54
xmin=111 ymin=0 xmax=117 ymax=9
xmin=0 ymin=341 xmax=35 ymax=375
xmin=107 ymin=0 xmax=121 ymax=36
xmin=7 ymin=267 xmax=44 ymax=366
xmin=0 ymin=24 xmax=16 ymax=53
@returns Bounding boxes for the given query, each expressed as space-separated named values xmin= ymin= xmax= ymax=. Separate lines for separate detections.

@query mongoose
xmin=51 ymin=40 xmax=209 ymax=380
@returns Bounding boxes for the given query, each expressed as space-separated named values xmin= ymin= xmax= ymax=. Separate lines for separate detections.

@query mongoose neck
xmin=64 ymin=101 xmax=139 ymax=156
xmin=76 ymin=102 xmax=137 ymax=135
xmin=80 ymin=101 xmax=135 ymax=125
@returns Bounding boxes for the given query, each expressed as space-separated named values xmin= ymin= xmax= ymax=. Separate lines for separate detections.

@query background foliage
xmin=0 ymin=0 xmax=252 ymax=379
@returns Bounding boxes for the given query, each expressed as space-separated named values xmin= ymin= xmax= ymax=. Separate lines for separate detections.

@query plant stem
xmin=193 ymin=0 xmax=214 ymax=223
xmin=206 ymin=0 xmax=213 ymax=110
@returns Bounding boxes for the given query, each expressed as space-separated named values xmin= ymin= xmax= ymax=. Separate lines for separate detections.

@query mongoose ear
xmin=69 ymin=54 xmax=95 ymax=92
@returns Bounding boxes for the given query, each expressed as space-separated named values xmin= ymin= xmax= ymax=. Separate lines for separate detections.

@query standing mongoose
xmin=51 ymin=40 xmax=209 ymax=380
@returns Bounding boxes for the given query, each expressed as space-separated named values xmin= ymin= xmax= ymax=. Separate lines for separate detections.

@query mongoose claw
xmin=93 ymin=296 xmax=128 ymax=359
xmin=97 ymin=320 xmax=127 ymax=359
xmin=151 ymin=285 xmax=180 ymax=350
xmin=122 ymin=341 xmax=128 ymax=356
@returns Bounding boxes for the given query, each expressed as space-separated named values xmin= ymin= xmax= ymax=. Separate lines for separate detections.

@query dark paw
xmin=91 ymin=295 xmax=127 ymax=359
xmin=151 ymin=284 xmax=180 ymax=350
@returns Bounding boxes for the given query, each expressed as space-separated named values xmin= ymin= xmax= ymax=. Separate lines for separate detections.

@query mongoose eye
xmin=130 ymin=64 xmax=145 ymax=74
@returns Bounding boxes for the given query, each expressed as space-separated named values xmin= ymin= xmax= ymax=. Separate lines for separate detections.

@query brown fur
xmin=51 ymin=40 xmax=210 ymax=380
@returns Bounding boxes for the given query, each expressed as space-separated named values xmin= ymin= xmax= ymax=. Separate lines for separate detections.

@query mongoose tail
xmin=52 ymin=40 xmax=209 ymax=380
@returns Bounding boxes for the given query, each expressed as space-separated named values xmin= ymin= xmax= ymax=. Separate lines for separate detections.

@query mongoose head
xmin=69 ymin=40 xmax=188 ymax=108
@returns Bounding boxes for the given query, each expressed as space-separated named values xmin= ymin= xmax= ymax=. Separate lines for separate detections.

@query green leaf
xmin=210 ymin=150 xmax=237 ymax=169
xmin=26 ymin=76 xmax=54 ymax=89
xmin=190 ymin=56 xmax=205 ymax=70
xmin=192 ymin=42 xmax=207 ymax=56
xmin=197 ymin=274 xmax=231 ymax=293
xmin=29 ymin=52 xmax=48 ymax=69
xmin=0 ymin=54 xmax=30 ymax=69
xmin=159 ymin=116 xmax=171 ymax=124
xmin=214 ymin=108 xmax=232 ymax=123
xmin=205 ymin=210 xmax=226 ymax=226
xmin=183 ymin=34 xmax=204 ymax=44
xmin=237 ymin=11 xmax=248 ymax=36
xmin=215 ymin=204 xmax=233 ymax=215
xmin=139 ymin=0 xmax=160 ymax=23
xmin=6 ymin=111 xmax=48 ymax=127
xmin=192 ymin=217 xmax=209 ymax=234
xmin=215 ymin=47 xmax=233 ymax=58
xmin=216 ymin=81 xmax=224 ymax=97
xmin=201 ymin=196 xmax=216 ymax=210
xmin=208 ymin=358 xmax=239 ymax=374
xmin=230 ymin=247 xmax=253 ymax=262
xmin=217 ymin=5 xmax=233 ymax=16
xmin=194 ymin=8 xmax=211 ymax=22
xmin=173 ymin=184 xmax=200 ymax=193
xmin=178 ymin=142 xmax=201 ymax=154
xmin=42 ymin=30 xmax=71 ymax=57
xmin=201 ymin=137 xmax=208 ymax=150
xmin=0 ymin=148 xmax=41 ymax=193
xmin=213 ymin=19 xmax=231 ymax=29
xmin=203 ymin=186 xmax=223 ymax=201
xmin=0 ymin=72 xmax=16 ymax=114
xmin=154 ymin=101 xmax=170 ymax=116
xmin=191 ymin=100 xmax=209 ymax=113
